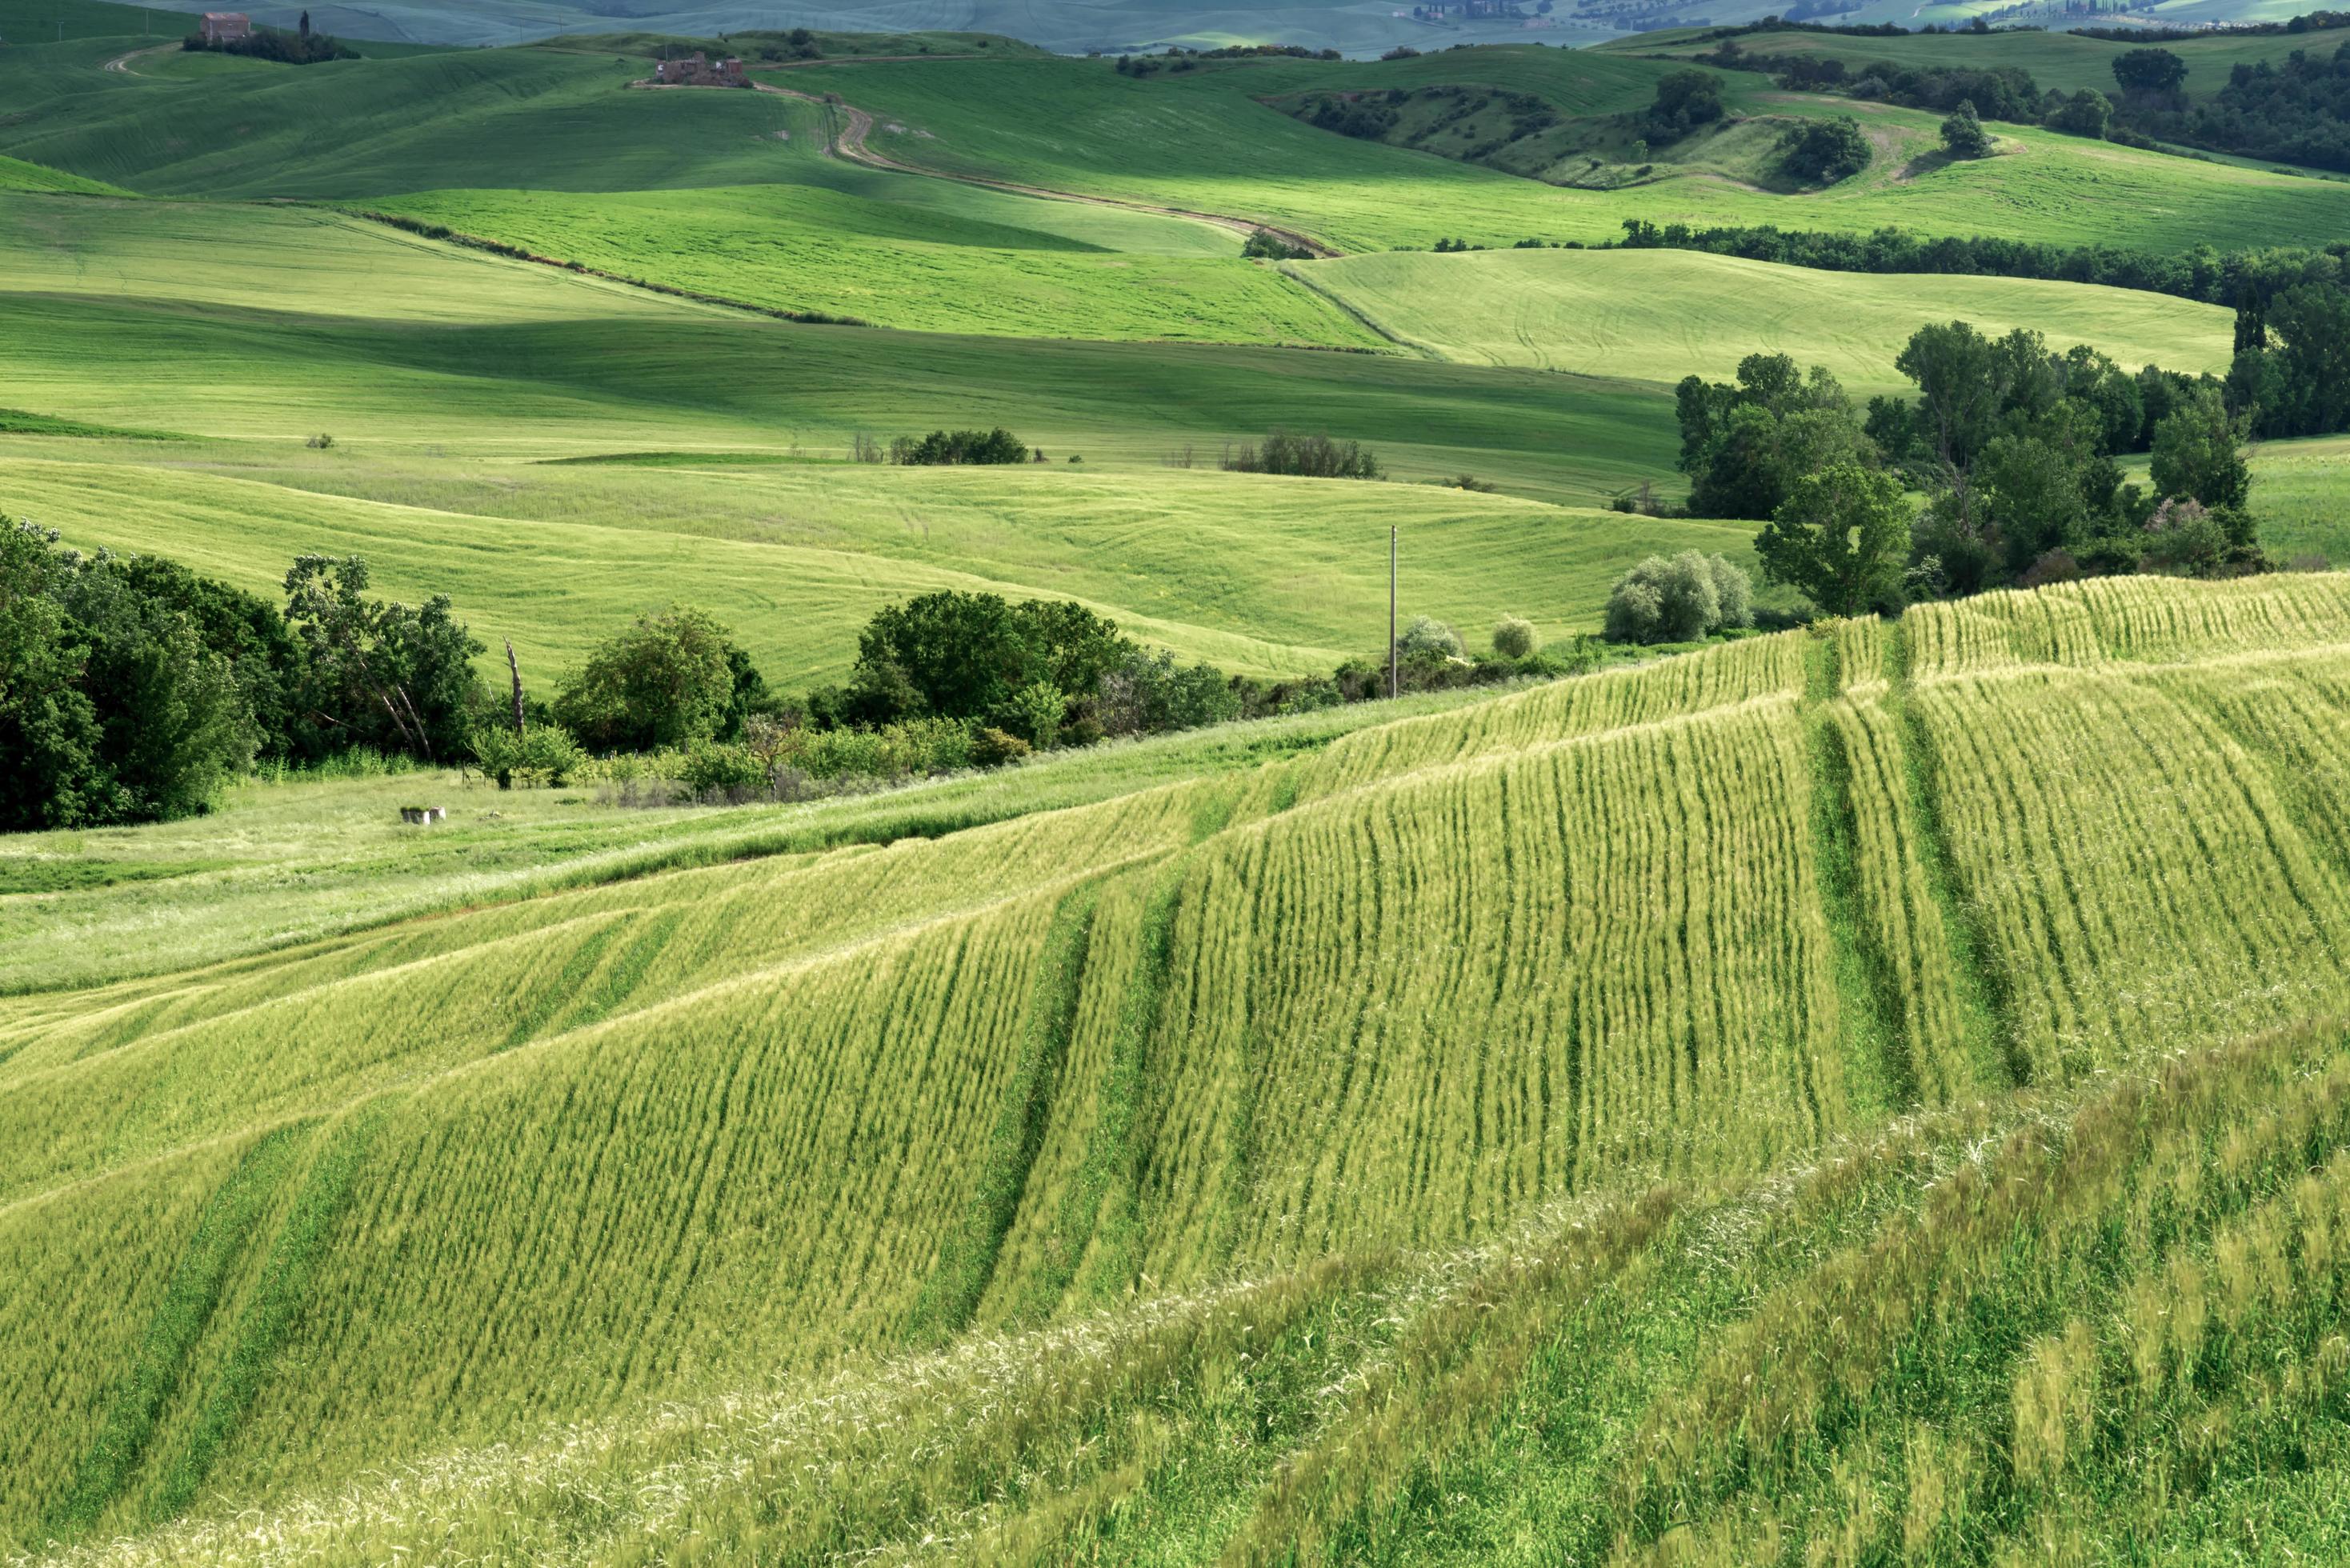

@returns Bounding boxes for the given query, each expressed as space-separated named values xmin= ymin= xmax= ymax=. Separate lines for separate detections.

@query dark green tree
xmin=1941 ymin=98 xmax=1992 ymax=158
xmin=2150 ymin=385 xmax=2252 ymax=510
xmin=1755 ymin=463 xmax=1913 ymax=617
xmin=554 ymin=606 xmax=741 ymax=752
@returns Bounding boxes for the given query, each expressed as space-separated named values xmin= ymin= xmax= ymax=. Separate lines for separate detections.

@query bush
xmin=1240 ymin=229 xmax=1312 ymax=261
xmin=999 ymin=681 xmax=1068 ymax=747
xmin=971 ymin=726 xmax=1031 ymax=766
xmin=1396 ymin=615 xmax=1464 ymax=659
xmin=1940 ymin=98 xmax=1992 ymax=158
xmin=1222 ymin=430 xmax=1381 ymax=480
xmin=1491 ymin=615 xmax=1540 ymax=660
xmin=890 ymin=427 xmax=1028 ymax=466
xmin=1776 ymin=116 xmax=1871 ymax=183
xmin=471 ymin=723 xmax=585 ymax=789
xmin=1603 ymin=551 xmax=1751 ymax=644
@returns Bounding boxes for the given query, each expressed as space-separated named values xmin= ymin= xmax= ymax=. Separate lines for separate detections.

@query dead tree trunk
xmin=506 ymin=639 xmax=526 ymax=735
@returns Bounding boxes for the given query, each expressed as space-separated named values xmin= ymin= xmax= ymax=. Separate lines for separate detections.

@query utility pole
xmin=1388 ymin=526 xmax=1398 ymax=701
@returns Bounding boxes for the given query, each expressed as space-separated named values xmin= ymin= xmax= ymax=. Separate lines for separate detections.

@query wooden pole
xmin=1388 ymin=526 xmax=1398 ymax=701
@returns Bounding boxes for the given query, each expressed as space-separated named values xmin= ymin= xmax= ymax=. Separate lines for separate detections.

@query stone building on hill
xmin=653 ymin=52 xmax=749 ymax=86
xmin=200 ymin=10 xmax=252 ymax=42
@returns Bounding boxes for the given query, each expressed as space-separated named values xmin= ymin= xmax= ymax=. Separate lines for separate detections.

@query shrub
xmin=677 ymin=740 xmax=768 ymax=797
xmin=971 ymin=726 xmax=1031 ymax=766
xmin=1707 ymin=554 xmax=1755 ymax=629
xmin=1222 ymin=430 xmax=1381 ymax=480
xmin=890 ymin=428 xmax=1028 ymax=466
xmin=1096 ymin=647 xmax=1240 ymax=736
xmin=471 ymin=723 xmax=585 ymax=789
xmin=306 ymin=433 xmax=334 ymax=449
xmin=1243 ymin=228 xmax=1313 ymax=259
xmin=1396 ymin=615 xmax=1464 ymax=659
xmin=1603 ymin=551 xmax=1751 ymax=644
xmin=1941 ymin=98 xmax=1992 ymax=158
xmin=2138 ymin=497 xmax=2229 ymax=575
xmin=999 ymin=681 xmax=1068 ymax=747
xmin=1491 ymin=615 xmax=1540 ymax=660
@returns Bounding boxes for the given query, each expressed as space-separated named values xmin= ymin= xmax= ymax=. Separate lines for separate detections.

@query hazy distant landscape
xmin=10 ymin=0 xmax=2350 ymax=1560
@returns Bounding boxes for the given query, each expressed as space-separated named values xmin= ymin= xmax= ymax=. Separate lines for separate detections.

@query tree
xmin=1396 ymin=615 xmax=1464 ymax=659
xmin=1776 ymin=116 xmax=1870 ymax=183
xmin=853 ymin=590 xmax=1043 ymax=723
xmin=1491 ymin=615 xmax=1539 ymax=659
xmin=1013 ymin=599 xmax=1126 ymax=697
xmin=282 ymin=555 xmax=481 ymax=762
xmin=1678 ymin=355 xmax=1872 ymax=520
xmin=1647 ymin=69 xmax=1726 ymax=139
xmin=554 ymin=606 xmax=740 ymax=752
xmin=1941 ymin=98 xmax=1992 ymax=158
xmin=1602 ymin=552 xmax=1747 ymax=644
xmin=1 ymin=524 xmax=258 ymax=830
xmin=2150 ymin=385 xmax=2252 ymax=510
xmin=1755 ymin=464 xmax=1912 ymax=617
xmin=2112 ymin=47 xmax=2188 ymax=108
xmin=2044 ymin=88 xmax=2111 ymax=139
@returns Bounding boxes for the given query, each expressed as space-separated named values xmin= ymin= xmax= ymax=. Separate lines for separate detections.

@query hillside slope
xmin=8 ymin=574 xmax=2350 ymax=1562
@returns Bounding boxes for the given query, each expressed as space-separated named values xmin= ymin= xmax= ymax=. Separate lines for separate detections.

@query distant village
xmin=1407 ymin=1 xmax=1531 ymax=18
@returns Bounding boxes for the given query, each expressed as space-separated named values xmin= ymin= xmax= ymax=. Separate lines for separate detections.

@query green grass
xmin=1292 ymin=245 xmax=2236 ymax=389
xmin=1621 ymin=21 xmax=2350 ymax=104
xmin=783 ymin=50 xmax=2350 ymax=251
xmin=10 ymin=580 xmax=2350 ymax=1561
xmin=0 ymin=154 xmax=130 ymax=195
xmin=367 ymin=185 xmax=1382 ymax=346
xmin=1 ymin=446 xmax=1747 ymax=690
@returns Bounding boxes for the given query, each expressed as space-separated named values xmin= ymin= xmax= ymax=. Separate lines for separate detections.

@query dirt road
xmin=102 ymin=43 xmax=176 ymax=75
xmin=759 ymin=81 xmax=1339 ymax=258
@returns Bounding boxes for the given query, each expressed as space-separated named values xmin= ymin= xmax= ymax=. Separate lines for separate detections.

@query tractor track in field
xmin=759 ymin=81 xmax=1341 ymax=258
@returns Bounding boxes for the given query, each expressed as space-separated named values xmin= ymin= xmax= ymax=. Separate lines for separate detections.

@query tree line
xmin=2 ymin=520 xmax=1579 ymax=830
xmin=1611 ymin=219 xmax=2350 ymax=310
xmin=1659 ymin=322 xmax=2264 ymax=618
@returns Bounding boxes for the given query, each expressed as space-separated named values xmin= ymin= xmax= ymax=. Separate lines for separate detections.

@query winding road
xmin=759 ymin=79 xmax=1339 ymax=258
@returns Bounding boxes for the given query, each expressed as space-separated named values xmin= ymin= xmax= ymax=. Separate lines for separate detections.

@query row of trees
xmin=2 ymin=533 xmax=480 ymax=830
xmin=2 ymin=515 xmax=1579 ymax=827
xmin=1219 ymin=430 xmax=1383 ymax=480
xmin=1612 ymin=219 xmax=2350 ymax=309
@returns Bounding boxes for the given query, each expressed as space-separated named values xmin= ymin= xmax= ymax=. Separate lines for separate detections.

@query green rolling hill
xmin=12 ymin=0 xmax=2350 ymax=1558
xmin=1288 ymin=246 xmax=2239 ymax=388
xmin=9 ymin=576 xmax=2350 ymax=1562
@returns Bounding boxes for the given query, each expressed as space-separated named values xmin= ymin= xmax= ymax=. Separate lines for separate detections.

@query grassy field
xmin=9 ymin=574 xmax=2350 ymax=1562
xmin=780 ymin=50 xmax=2350 ymax=251
xmin=1292 ymin=246 xmax=2237 ymax=388
xmin=0 ymin=178 xmax=1682 ymax=498
xmin=1 ymin=446 xmax=1750 ymax=688
xmin=368 ymin=184 xmax=1383 ymax=346
xmin=14 ymin=35 xmax=2350 ymax=254
xmin=1623 ymin=20 xmax=2350 ymax=103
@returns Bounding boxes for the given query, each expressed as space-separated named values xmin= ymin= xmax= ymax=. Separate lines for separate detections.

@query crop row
xmin=1904 ymin=573 xmax=2350 ymax=682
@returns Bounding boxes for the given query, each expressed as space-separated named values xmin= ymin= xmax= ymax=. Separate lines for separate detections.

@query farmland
xmin=12 ymin=0 xmax=2350 ymax=1556
xmin=1291 ymin=246 xmax=2237 ymax=389
xmin=9 ymin=577 xmax=2350 ymax=1562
